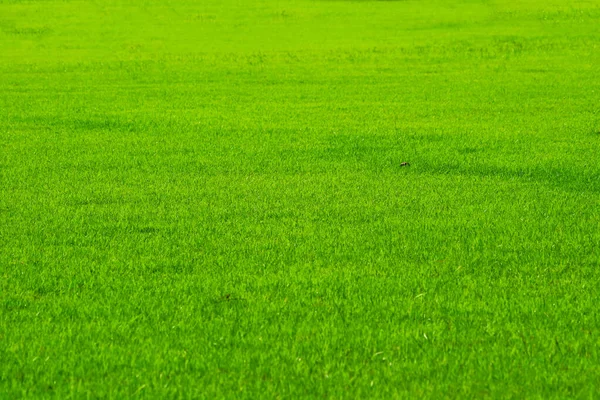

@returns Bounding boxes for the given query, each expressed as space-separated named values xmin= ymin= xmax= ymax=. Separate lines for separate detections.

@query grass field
xmin=1 ymin=0 xmax=600 ymax=398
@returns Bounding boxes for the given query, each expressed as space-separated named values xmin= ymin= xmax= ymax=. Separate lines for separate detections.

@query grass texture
xmin=1 ymin=0 xmax=600 ymax=398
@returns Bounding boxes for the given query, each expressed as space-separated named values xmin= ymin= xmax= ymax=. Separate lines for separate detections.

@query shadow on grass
xmin=404 ymin=160 xmax=600 ymax=195
xmin=8 ymin=115 xmax=181 ymax=134
xmin=323 ymin=133 xmax=600 ymax=194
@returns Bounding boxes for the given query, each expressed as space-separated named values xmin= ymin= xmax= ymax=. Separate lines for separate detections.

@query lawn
xmin=1 ymin=0 xmax=600 ymax=398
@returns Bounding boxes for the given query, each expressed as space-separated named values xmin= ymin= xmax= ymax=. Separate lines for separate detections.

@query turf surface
xmin=1 ymin=0 xmax=600 ymax=398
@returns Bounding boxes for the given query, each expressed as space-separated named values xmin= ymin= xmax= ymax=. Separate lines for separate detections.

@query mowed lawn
xmin=1 ymin=0 xmax=600 ymax=397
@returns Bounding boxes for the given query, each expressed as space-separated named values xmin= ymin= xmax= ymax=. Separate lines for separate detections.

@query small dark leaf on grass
xmin=216 ymin=293 xmax=237 ymax=302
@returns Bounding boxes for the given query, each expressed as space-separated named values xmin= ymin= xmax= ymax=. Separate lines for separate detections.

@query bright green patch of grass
xmin=1 ymin=0 xmax=600 ymax=397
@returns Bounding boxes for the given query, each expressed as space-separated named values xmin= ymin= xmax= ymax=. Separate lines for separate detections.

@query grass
xmin=1 ymin=0 xmax=600 ymax=398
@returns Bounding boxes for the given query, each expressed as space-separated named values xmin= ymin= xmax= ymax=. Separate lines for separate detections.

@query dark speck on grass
xmin=214 ymin=293 xmax=240 ymax=303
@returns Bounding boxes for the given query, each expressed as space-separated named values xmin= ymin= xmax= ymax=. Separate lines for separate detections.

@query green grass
xmin=1 ymin=0 xmax=600 ymax=398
